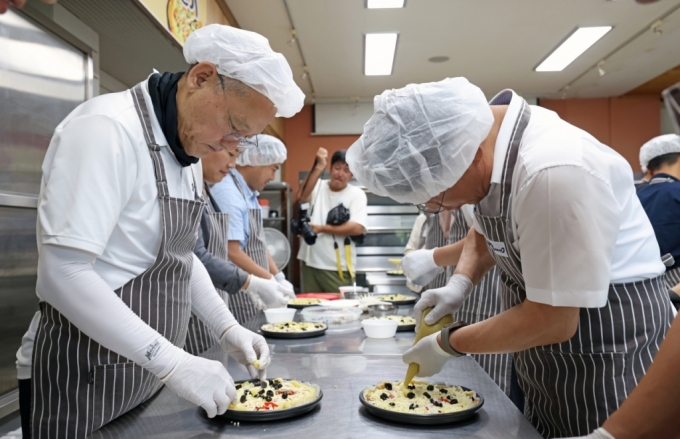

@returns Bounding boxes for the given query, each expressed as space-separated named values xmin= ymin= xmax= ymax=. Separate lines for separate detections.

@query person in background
xmin=296 ymin=148 xmax=368 ymax=292
xmin=634 ymin=138 xmax=657 ymax=191
xmin=636 ymin=134 xmax=680 ymax=305
xmin=186 ymin=145 xmax=297 ymax=355
xmin=347 ymin=78 xmax=673 ymax=438
xmin=211 ymin=134 xmax=294 ymax=324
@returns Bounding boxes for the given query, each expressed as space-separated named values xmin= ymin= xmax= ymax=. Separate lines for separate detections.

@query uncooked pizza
xmin=261 ymin=321 xmax=327 ymax=333
xmin=229 ymin=378 xmax=319 ymax=411
xmin=366 ymin=316 xmax=416 ymax=326
xmin=376 ymin=294 xmax=413 ymax=302
xmin=363 ymin=380 xmax=480 ymax=414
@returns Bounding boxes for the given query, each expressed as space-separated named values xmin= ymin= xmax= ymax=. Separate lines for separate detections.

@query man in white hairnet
xmin=14 ymin=24 xmax=304 ymax=438
xmin=346 ymin=77 xmax=674 ymax=439
xmin=211 ymin=134 xmax=294 ymax=323
xmin=637 ymin=134 xmax=680 ymax=303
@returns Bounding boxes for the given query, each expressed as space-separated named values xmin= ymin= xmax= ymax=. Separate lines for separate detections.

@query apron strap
xmin=499 ymin=99 xmax=531 ymax=218
xmin=131 ymin=82 xmax=170 ymax=199
xmin=204 ymin=182 xmax=221 ymax=213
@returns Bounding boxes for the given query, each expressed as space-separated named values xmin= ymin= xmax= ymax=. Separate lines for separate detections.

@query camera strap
xmin=333 ymin=240 xmax=345 ymax=282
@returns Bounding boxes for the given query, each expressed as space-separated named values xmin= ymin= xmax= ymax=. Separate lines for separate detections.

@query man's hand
xmin=414 ymin=274 xmax=473 ymax=328
xmin=243 ymin=276 xmax=290 ymax=309
xmin=160 ymin=352 xmax=237 ymax=418
xmin=310 ymin=223 xmax=324 ymax=235
xmin=402 ymin=332 xmax=452 ymax=377
xmin=315 ymin=147 xmax=328 ymax=169
xmin=402 ymin=248 xmax=442 ymax=286
xmin=219 ymin=325 xmax=271 ymax=380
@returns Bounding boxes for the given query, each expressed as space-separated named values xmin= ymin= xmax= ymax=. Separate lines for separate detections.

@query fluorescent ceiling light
xmin=367 ymin=0 xmax=405 ymax=8
xmin=535 ymin=26 xmax=612 ymax=72
xmin=365 ymin=33 xmax=398 ymax=76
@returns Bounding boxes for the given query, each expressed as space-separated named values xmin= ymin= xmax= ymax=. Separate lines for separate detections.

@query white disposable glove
xmin=244 ymin=275 xmax=291 ymax=309
xmin=414 ymin=274 xmax=473 ymax=328
xmin=563 ymin=428 xmax=616 ymax=439
xmin=274 ymin=272 xmax=295 ymax=295
xmin=160 ymin=351 xmax=236 ymax=418
xmin=401 ymin=248 xmax=444 ymax=286
xmin=402 ymin=332 xmax=452 ymax=377
xmin=219 ymin=325 xmax=271 ymax=380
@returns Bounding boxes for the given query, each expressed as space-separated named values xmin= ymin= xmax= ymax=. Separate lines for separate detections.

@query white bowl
xmin=361 ymin=319 xmax=399 ymax=339
xmin=263 ymin=307 xmax=297 ymax=323
xmin=324 ymin=299 xmax=361 ymax=308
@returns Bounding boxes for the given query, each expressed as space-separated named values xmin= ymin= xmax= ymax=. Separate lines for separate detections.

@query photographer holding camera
xmin=295 ymin=148 xmax=368 ymax=292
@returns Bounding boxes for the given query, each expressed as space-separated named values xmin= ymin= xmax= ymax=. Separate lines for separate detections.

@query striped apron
xmin=424 ymin=213 xmax=449 ymax=290
xmin=30 ymin=82 xmax=204 ymax=439
xmin=184 ymin=184 xmax=230 ymax=355
xmin=450 ymin=209 xmax=512 ymax=396
xmin=228 ymin=173 xmax=269 ymax=324
xmin=473 ymin=98 xmax=674 ymax=438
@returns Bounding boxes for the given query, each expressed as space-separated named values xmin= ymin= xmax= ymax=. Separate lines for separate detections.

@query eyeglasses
xmin=416 ymin=191 xmax=446 ymax=214
xmin=222 ymin=92 xmax=259 ymax=149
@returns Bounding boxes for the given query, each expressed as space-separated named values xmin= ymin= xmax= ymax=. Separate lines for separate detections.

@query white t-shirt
xmin=38 ymin=77 xmax=203 ymax=292
xmin=474 ymin=90 xmax=664 ymax=308
xmin=297 ymin=180 xmax=368 ymax=271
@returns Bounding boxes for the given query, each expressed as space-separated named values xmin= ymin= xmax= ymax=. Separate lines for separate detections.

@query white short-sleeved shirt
xmin=297 ymin=180 xmax=368 ymax=271
xmin=38 ymin=78 xmax=203 ymax=292
xmin=473 ymin=91 xmax=664 ymax=308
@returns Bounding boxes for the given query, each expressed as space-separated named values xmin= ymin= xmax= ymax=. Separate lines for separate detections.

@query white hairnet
xmin=236 ymin=134 xmax=287 ymax=166
xmin=346 ymin=78 xmax=493 ymax=204
xmin=639 ymin=134 xmax=680 ymax=172
xmin=184 ymin=24 xmax=305 ymax=118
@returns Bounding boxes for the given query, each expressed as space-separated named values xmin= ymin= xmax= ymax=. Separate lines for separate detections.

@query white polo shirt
xmin=38 ymin=78 xmax=203 ymax=293
xmin=474 ymin=90 xmax=664 ymax=308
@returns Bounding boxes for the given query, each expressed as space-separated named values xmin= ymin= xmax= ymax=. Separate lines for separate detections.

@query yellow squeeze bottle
xmin=401 ymin=308 xmax=454 ymax=395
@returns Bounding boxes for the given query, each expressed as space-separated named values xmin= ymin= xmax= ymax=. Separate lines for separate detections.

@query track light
xmin=651 ymin=20 xmax=663 ymax=36
xmin=597 ymin=60 xmax=606 ymax=77
xmin=287 ymin=29 xmax=298 ymax=46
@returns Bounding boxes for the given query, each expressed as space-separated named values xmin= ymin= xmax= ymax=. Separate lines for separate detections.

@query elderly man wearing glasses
xmin=14 ymin=24 xmax=304 ymax=439
xmin=346 ymin=78 xmax=674 ymax=439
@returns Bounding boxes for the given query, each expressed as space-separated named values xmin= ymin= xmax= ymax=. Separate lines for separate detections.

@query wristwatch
xmin=440 ymin=321 xmax=468 ymax=357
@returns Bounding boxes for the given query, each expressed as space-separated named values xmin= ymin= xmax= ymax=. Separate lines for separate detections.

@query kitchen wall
xmin=283 ymin=105 xmax=360 ymax=194
xmin=539 ymin=96 xmax=661 ymax=173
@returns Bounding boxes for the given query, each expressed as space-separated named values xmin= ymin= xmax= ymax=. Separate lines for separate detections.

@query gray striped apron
xmin=473 ymin=98 xmax=674 ymax=438
xmin=424 ymin=213 xmax=449 ymax=290
xmin=229 ymin=172 xmax=269 ymax=324
xmin=30 ymin=82 xmax=204 ymax=439
xmin=450 ymin=209 xmax=512 ymax=396
xmin=184 ymin=184 xmax=230 ymax=355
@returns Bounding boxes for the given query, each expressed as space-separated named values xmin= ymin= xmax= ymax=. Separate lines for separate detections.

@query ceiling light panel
xmin=364 ymin=33 xmax=398 ymax=76
xmin=367 ymin=0 xmax=405 ymax=8
xmin=535 ymin=26 xmax=612 ymax=72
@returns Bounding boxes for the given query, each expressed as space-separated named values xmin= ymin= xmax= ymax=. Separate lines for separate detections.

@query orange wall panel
xmin=609 ymin=97 xmax=660 ymax=173
xmin=540 ymin=98 xmax=610 ymax=145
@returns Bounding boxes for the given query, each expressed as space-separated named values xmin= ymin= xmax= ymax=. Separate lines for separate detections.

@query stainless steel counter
xmin=91 ymin=352 xmax=542 ymax=439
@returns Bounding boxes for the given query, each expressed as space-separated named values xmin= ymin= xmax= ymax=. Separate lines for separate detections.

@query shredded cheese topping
xmin=229 ymin=378 xmax=319 ymax=411
xmin=366 ymin=316 xmax=416 ymax=326
xmin=261 ymin=322 xmax=327 ymax=333
xmin=364 ymin=380 xmax=480 ymax=414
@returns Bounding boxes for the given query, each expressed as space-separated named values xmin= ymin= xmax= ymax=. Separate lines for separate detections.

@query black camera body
xmin=291 ymin=202 xmax=317 ymax=245
xmin=327 ymin=203 xmax=365 ymax=245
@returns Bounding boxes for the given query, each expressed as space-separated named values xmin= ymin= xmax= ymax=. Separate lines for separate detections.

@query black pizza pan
xmin=287 ymin=301 xmax=326 ymax=310
xmin=375 ymin=295 xmax=418 ymax=306
xmin=396 ymin=323 xmax=416 ymax=332
xmin=358 ymin=385 xmax=484 ymax=425
xmin=221 ymin=379 xmax=323 ymax=422
xmin=260 ymin=325 xmax=327 ymax=339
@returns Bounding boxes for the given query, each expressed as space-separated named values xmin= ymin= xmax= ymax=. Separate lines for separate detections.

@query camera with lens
xmin=326 ymin=203 xmax=365 ymax=245
xmin=291 ymin=202 xmax=317 ymax=245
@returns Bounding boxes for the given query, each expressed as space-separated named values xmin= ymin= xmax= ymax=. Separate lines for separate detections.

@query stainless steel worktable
xmin=91 ymin=309 xmax=542 ymax=439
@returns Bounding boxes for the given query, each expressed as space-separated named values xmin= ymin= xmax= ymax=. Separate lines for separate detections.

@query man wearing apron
xmin=402 ymin=206 xmax=514 ymax=401
xmin=347 ymin=78 xmax=674 ymax=438
xmin=211 ymin=134 xmax=293 ymax=324
xmin=15 ymin=25 xmax=304 ymax=438
xmin=187 ymin=146 xmax=296 ymax=354
xmin=636 ymin=134 xmax=680 ymax=303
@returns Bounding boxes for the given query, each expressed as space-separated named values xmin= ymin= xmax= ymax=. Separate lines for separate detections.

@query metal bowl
xmin=367 ymin=303 xmax=397 ymax=318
